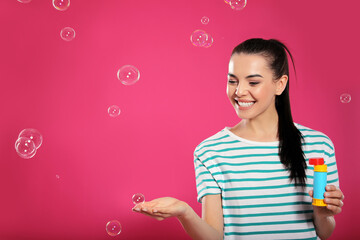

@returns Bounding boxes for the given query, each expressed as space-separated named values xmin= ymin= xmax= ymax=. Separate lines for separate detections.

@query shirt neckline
xmin=224 ymin=127 xmax=280 ymax=146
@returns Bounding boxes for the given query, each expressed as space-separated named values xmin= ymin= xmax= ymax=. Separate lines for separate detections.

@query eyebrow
xmin=228 ymin=73 xmax=264 ymax=79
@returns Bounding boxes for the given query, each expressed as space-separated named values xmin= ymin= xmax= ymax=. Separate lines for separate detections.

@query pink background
xmin=0 ymin=0 xmax=359 ymax=239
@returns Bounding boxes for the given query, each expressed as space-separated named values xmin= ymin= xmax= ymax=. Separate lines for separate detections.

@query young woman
xmin=132 ymin=38 xmax=344 ymax=240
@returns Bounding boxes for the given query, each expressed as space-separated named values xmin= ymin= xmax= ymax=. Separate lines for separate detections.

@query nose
xmin=235 ymin=81 xmax=248 ymax=96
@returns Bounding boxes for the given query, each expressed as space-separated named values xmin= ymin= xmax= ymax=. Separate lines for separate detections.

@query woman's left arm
xmin=309 ymin=185 xmax=344 ymax=240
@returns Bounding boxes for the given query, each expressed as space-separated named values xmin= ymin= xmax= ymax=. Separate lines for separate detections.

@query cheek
xmin=253 ymin=85 xmax=275 ymax=100
xmin=226 ymin=85 xmax=233 ymax=97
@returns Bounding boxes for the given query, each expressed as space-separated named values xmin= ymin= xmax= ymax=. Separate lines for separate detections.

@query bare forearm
xmin=314 ymin=214 xmax=335 ymax=240
xmin=177 ymin=203 xmax=223 ymax=240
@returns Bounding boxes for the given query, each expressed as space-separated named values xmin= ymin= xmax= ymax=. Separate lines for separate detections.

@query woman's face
xmin=226 ymin=53 xmax=287 ymax=121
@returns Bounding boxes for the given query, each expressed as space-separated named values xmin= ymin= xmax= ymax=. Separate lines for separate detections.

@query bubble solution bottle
xmin=309 ymin=158 xmax=327 ymax=207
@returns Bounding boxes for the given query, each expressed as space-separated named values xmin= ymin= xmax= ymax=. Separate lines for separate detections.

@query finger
xmin=325 ymin=185 xmax=337 ymax=191
xmin=153 ymin=206 xmax=172 ymax=215
xmin=138 ymin=210 xmax=165 ymax=221
xmin=324 ymin=189 xmax=344 ymax=199
xmin=324 ymin=197 xmax=344 ymax=208
xmin=326 ymin=203 xmax=342 ymax=215
xmin=132 ymin=206 xmax=141 ymax=212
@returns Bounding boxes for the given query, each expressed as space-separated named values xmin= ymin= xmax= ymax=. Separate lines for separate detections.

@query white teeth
xmin=237 ymin=101 xmax=254 ymax=107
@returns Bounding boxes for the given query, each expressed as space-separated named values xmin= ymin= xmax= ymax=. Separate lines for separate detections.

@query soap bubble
xmin=106 ymin=220 xmax=122 ymax=236
xmin=190 ymin=30 xmax=208 ymax=47
xmin=56 ymin=175 xmax=60 ymax=179
xmin=108 ymin=105 xmax=121 ymax=117
xmin=18 ymin=128 xmax=43 ymax=149
xmin=60 ymin=27 xmax=75 ymax=41
xmin=15 ymin=137 xmax=36 ymax=159
xmin=132 ymin=193 xmax=145 ymax=204
xmin=224 ymin=0 xmax=230 ymax=4
xmin=340 ymin=93 xmax=351 ymax=103
xmin=53 ymin=0 xmax=70 ymax=11
xmin=201 ymin=16 xmax=209 ymax=25
xmin=229 ymin=0 xmax=247 ymax=10
xmin=17 ymin=0 xmax=32 ymax=3
xmin=203 ymin=34 xmax=214 ymax=48
xmin=117 ymin=65 xmax=140 ymax=85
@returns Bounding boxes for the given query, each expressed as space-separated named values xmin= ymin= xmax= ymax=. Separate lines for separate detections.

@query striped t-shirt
xmin=194 ymin=123 xmax=339 ymax=240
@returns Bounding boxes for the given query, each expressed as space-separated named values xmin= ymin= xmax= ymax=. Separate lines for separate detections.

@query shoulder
xmin=194 ymin=127 xmax=230 ymax=156
xmin=294 ymin=122 xmax=335 ymax=151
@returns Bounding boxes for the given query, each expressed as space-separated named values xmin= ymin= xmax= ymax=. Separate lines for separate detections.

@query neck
xmin=239 ymin=107 xmax=279 ymax=138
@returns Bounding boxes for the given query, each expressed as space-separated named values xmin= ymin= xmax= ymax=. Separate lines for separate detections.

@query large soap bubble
xmin=60 ymin=27 xmax=76 ymax=41
xmin=229 ymin=0 xmax=247 ymax=10
xmin=201 ymin=16 xmax=209 ymax=25
xmin=17 ymin=0 xmax=32 ymax=3
xmin=108 ymin=105 xmax=121 ymax=117
xmin=340 ymin=93 xmax=351 ymax=103
xmin=106 ymin=220 xmax=122 ymax=236
xmin=53 ymin=0 xmax=70 ymax=11
xmin=132 ymin=193 xmax=145 ymax=204
xmin=190 ymin=30 xmax=209 ymax=47
xmin=117 ymin=65 xmax=140 ymax=85
xmin=18 ymin=128 xmax=43 ymax=149
xmin=15 ymin=137 xmax=36 ymax=159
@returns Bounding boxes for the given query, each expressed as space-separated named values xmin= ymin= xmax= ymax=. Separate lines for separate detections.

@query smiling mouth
xmin=235 ymin=100 xmax=256 ymax=107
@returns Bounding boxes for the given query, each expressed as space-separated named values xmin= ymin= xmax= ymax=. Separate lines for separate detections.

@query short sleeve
xmin=324 ymin=137 xmax=340 ymax=188
xmin=194 ymin=153 xmax=221 ymax=203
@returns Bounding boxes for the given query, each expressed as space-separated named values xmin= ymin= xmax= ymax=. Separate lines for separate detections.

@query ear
xmin=275 ymin=75 xmax=288 ymax=95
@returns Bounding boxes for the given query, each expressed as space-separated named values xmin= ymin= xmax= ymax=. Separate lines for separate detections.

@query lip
xmin=235 ymin=98 xmax=255 ymax=103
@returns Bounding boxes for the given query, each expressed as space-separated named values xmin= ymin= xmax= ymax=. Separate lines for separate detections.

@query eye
xmin=228 ymin=79 xmax=238 ymax=84
xmin=249 ymin=82 xmax=259 ymax=86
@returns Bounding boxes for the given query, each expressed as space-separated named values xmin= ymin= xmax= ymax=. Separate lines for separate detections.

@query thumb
xmin=308 ymin=190 xmax=313 ymax=197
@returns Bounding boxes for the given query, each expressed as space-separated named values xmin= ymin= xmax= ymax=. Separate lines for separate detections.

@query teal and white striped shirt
xmin=194 ymin=123 xmax=339 ymax=240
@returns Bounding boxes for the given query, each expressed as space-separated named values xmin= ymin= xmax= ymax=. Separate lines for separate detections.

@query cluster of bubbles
xmin=15 ymin=128 xmax=43 ymax=159
xmin=53 ymin=0 xmax=75 ymax=41
xmin=340 ymin=93 xmax=351 ymax=103
xmin=190 ymin=30 xmax=213 ymax=48
xmin=224 ymin=0 xmax=247 ymax=10
xmin=105 ymin=193 xmax=145 ymax=237
xmin=107 ymin=65 xmax=140 ymax=118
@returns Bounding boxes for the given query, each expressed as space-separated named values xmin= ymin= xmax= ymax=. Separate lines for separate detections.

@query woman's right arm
xmin=178 ymin=194 xmax=224 ymax=240
xmin=132 ymin=194 xmax=224 ymax=240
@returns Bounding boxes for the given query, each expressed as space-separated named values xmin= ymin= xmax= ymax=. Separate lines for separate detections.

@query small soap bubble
xmin=53 ymin=0 xmax=70 ymax=11
xmin=201 ymin=16 xmax=209 ymax=25
xmin=340 ymin=93 xmax=351 ymax=103
xmin=224 ymin=0 xmax=230 ymax=5
xmin=190 ymin=30 xmax=208 ymax=47
xmin=229 ymin=0 xmax=247 ymax=10
xmin=60 ymin=27 xmax=75 ymax=41
xmin=132 ymin=193 xmax=145 ymax=204
xmin=18 ymin=128 xmax=43 ymax=149
xmin=108 ymin=105 xmax=121 ymax=117
xmin=117 ymin=65 xmax=140 ymax=85
xmin=106 ymin=220 xmax=122 ymax=237
xmin=17 ymin=0 xmax=32 ymax=3
xmin=203 ymin=34 xmax=214 ymax=48
xmin=56 ymin=175 xmax=60 ymax=179
xmin=15 ymin=137 xmax=36 ymax=159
